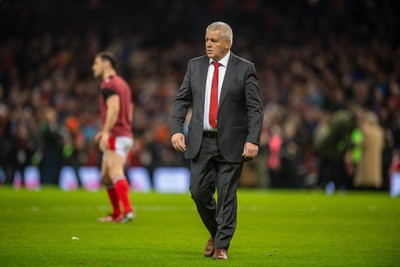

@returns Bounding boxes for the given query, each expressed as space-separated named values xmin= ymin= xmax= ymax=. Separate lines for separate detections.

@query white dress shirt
xmin=203 ymin=51 xmax=230 ymax=131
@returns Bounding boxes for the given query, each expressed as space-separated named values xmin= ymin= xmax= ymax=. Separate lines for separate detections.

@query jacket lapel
xmin=219 ymin=53 xmax=237 ymax=110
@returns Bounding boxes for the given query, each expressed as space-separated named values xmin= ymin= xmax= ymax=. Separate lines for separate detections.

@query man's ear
xmin=226 ymin=39 xmax=231 ymax=50
xmin=104 ymin=60 xmax=111 ymax=69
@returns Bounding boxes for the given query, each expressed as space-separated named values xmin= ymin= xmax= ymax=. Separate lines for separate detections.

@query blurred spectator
xmin=314 ymin=107 xmax=357 ymax=190
xmin=38 ymin=107 xmax=63 ymax=185
xmin=6 ymin=122 xmax=36 ymax=185
xmin=279 ymin=118 xmax=304 ymax=188
xmin=0 ymin=102 xmax=12 ymax=183
xmin=62 ymin=115 xmax=86 ymax=186
xmin=354 ymin=112 xmax=385 ymax=189
xmin=267 ymin=124 xmax=283 ymax=187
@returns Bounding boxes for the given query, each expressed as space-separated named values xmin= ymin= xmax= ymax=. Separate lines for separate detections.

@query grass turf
xmin=0 ymin=187 xmax=399 ymax=266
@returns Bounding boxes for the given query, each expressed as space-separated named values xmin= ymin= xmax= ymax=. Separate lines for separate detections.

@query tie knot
xmin=212 ymin=61 xmax=220 ymax=68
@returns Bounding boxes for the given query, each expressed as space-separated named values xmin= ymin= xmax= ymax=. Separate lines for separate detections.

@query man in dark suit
xmin=171 ymin=22 xmax=263 ymax=260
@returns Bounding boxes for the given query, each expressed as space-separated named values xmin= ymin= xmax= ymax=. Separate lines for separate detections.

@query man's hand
xmin=242 ymin=142 xmax=259 ymax=159
xmin=95 ymin=131 xmax=110 ymax=152
xmin=171 ymin=133 xmax=186 ymax=153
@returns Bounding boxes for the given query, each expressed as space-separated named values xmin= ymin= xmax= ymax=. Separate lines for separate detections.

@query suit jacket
xmin=171 ymin=53 xmax=264 ymax=163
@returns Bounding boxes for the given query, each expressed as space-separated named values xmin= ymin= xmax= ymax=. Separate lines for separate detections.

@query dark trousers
xmin=189 ymin=136 xmax=243 ymax=250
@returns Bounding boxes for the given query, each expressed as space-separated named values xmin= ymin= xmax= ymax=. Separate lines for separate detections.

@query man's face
xmin=205 ymin=30 xmax=230 ymax=62
xmin=92 ymin=57 xmax=104 ymax=78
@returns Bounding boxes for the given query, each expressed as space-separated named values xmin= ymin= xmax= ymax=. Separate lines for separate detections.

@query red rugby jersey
xmin=99 ymin=75 xmax=133 ymax=138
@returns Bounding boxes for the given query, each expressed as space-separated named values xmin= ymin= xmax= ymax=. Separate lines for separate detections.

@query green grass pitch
xmin=0 ymin=187 xmax=399 ymax=266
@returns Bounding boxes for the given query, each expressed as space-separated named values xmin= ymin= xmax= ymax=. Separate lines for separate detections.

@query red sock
xmin=114 ymin=178 xmax=132 ymax=213
xmin=106 ymin=186 xmax=121 ymax=217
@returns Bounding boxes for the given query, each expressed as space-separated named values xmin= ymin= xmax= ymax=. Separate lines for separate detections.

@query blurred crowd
xmin=0 ymin=0 xmax=399 ymax=190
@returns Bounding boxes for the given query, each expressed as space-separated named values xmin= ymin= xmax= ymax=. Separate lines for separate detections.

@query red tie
xmin=209 ymin=61 xmax=220 ymax=128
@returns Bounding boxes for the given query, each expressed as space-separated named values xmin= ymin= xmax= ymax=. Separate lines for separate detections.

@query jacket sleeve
xmin=244 ymin=63 xmax=264 ymax=145
xmin=171 ymin=61 xmax=192 ymax=135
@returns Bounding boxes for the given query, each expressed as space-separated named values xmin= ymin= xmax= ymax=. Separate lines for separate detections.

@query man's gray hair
xmin=206 ymin=22 xmax=233 ymax=47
